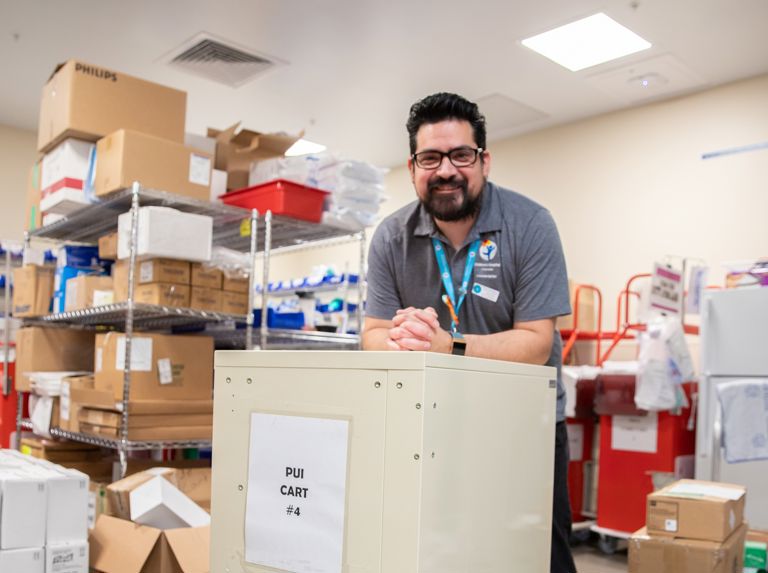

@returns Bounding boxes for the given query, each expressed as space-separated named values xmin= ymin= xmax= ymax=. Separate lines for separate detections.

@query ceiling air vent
xmin=165 ymin=33 xmax=281 ymax=88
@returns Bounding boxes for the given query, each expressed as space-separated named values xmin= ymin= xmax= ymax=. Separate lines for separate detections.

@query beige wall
xmin=274 ymin=74 xmax=768 ymax=328
xmin=0 ymin=124 xmax=38 ymax=241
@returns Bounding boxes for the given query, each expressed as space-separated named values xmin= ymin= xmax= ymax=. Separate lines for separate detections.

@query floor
xmin=572 ymin=544 xmax=628 ymax=573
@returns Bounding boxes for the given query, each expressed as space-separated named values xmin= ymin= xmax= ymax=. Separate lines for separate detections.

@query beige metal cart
xmin=210 ymin=350 xmax=557 ymax=573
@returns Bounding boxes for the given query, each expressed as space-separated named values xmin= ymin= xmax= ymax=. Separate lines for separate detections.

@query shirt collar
xmin=413 ymin=181 xmax=503 ymax=242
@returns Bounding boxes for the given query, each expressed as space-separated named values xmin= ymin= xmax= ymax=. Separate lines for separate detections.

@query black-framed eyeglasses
xmin=411 ymin=147 xmax=484 ymax=170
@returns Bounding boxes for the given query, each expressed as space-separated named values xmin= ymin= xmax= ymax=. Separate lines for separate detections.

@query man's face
xmin=408 ymin=119 xmax=491 ymax=222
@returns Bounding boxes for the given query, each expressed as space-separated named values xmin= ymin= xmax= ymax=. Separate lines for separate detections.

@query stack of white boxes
xmin=0 ymin=450 xmax=89 ymax=573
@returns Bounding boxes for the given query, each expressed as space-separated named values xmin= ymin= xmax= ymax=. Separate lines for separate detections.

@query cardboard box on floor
xmin=12 ymin=265 xmax=54 ymax=317
xmin=628 ymin=523 xmax=747 ymax=573
xmin=94 ymin=129 xmax=212 ymax=200
xmin=37 ymin=60 xmax=186 ymax=153
xmin=207 ymin=122 xmax=300 ymax=190
xmin=556 ymin=278 xmax=596 ymax=331
xmin=15 ymin=327 xmax=95 ymax=391
xmin=94 ymin=332 xmax=213 ymax=401
xmin=646 ymin=479 xmax=746 ymax=542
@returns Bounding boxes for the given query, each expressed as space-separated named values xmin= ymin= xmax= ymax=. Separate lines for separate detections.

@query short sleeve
xmin=365 ymin=225 xmax=403 ymax=320
xmin=513 ymin=209 xmax=571 ymax=323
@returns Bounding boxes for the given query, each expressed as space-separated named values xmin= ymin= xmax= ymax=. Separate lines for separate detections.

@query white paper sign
xmin=140 ymin=261 xmax=154 ymax=283
xmin=115 ymin=336 xmax=153 ymax=372
xmin=245 ymin=413 xmax=349 ymax=573
xmin=611 ymin=413 xmax=658 ymax=453
xmin=189 ymin=153 xmax=212 ymax=186
xmin=650 ymin=263 xmax=683 ymax=315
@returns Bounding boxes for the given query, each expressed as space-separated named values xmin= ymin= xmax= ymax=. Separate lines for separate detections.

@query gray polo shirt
xmin=367 ymin=181 xmax=571 ymax=421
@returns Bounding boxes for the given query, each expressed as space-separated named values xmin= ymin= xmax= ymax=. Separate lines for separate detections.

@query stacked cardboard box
xmin=14 ymin=327 xmax=95 ymax=392
xmin=90 ymin=467 xmax=211 ymax=573
xmin=0 ymin=449 xmax=90 ymax=573
xmin=629 ymin=479 xmax=748 ymax=573
xmin=113 ymin=258 xmax=192 ymax=307
xmin=11 ymin=265 xmax=54 ymax=317
xmin=221 ymin=271 xmax=250 ymax=315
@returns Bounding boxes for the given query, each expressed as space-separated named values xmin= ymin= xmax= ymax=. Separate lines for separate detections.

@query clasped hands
xmin=386 ymin=306 xmax=452 ymax=352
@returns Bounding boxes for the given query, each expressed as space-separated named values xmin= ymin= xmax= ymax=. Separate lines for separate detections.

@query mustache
xmin=427 ymin=176 xmax=468 ymax=194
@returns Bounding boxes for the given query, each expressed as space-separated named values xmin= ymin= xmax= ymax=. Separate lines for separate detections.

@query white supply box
xmin=40 ymin=138 xmax=95 ymax=215
xmin=211 ymin=351 xmax=557 ymax=573
xmin=0 ymin=467 xmax=48 ymax=549
xmin=0 ymin=546 xmax=45 ymax=573
xmin=46 ymin=540 xmax=89 ymax=573
xmin=117 ymin=206 xmax=213 ymax=262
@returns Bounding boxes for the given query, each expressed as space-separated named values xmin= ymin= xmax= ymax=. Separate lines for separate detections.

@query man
xmin=362 ymin=92 xmax=575 ymax=573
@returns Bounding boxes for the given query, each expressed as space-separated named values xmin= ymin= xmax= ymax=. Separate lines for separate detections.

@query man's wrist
xmin=450 ymin=332 xmax=467 ymax=356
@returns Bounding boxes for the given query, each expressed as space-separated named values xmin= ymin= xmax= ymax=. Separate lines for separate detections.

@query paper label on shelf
xmin=611 ymin=413 xmax=658 ymax=453
xmin=189 ymin=153 xmax=212 ymax=186
xmin=115 ymin=336 xmax=153 ymax=372
xmin=60 ymin=381 xmax=71 ymax=421
xmin=245 ymin=413 xmax=349 ymax=573
xmin=157 ymin=358 xmax=173 ymax=385
xmin=240 ymin=219 xmax=251 ymax=237
xmin=140 ymin=261 xmax=154 ymax=283
xmin=567 ymin=423 xmax=584 ymax=461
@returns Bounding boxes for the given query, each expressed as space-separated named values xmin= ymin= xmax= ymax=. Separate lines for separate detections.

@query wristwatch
xmin=451 ymin=332 xmax=467 ymax=356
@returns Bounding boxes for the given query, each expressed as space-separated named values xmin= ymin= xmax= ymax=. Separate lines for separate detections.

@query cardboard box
xmin=26 ymin=161 xmax=42 ymax=231
xmin=65 ymin=275 xmax=114 ymax=311
xmin=20 ymin=436 xmax=104 ymax=463
xmin=89 ymin=514 xmax=209 ymax=573
xmin=190 ymin=264 xmax=222 ymax=289
xmin=129 ymin=475 xmax=210 ymax=529
xmin=106 ymin=467 xmax=211 ymax=521
xmin=132 ymin=283 xmax=191 ymax=307
xmin=80 ymin=422 xmax=213 ymax=442
xmin=38 ymin=60 xmax=186 ymax=153
xmin=79 ymin=408 xmax=212 ymax=429
xmin=117 ymin=206 xmax=212 ymax=262
xmin=628 ymin=524 xmax=747 ymax=573
xmin=190 ymin=287 xmax=222 ymax=312
xmin=647 ymin=479 xmax=746 ymax=542
xmin=40 ymin=138 xmax=95 ymax=214
xmin=113 ymin=259 xmax=191 ymax=302
xmin=14 ymin=327 xmax=95 ymax=391
xmin=94 ymin=129 xmax=212 ymax=200
xmin=89 ymin=481 xmax=111 ymax=531
xmin=46 ymin=540 xmax=89 ymax=573
xmin=94 ymin=332 xmax=213 ymax=401
xmin=99 ymin=232 xmax=118 ymax=260
xmin=556 ymin=278 xmax=597 ymax=331
xmin=221 ymin=273 xmax=249 ymax=294
xmin=0 ymin=547 xmax=44 ymax=573
xmin=745 ymin=529 xmax=768 ymax=573
xmin=207 ymin=122 xmax=300 ymax=190
xmin=65 ymin=384 xmax=114 ymax=433
xmin=12 ymin=265 xmax=54 ymax=317
xmin=220 ymin=290 xmax=249 ymax=315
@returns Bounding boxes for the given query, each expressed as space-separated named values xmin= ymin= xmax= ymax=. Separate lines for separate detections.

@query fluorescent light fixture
xmin=522 ymin=13 xmax=651 ymax=72
xmin=284 ymin=138 xmax=327 ymax=156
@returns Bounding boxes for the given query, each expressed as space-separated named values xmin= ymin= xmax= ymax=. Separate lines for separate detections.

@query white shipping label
xmin=245 ymin=413 xmax=349 ymax=573
xmin=95 ymin=348 xmax=103 ymax=372
xmin=189 ymin=153 xmax=212 ymax=186
xmin=568 ymin=423 xmax=584 ymax=462
xmin=140 ymin=261 xmax=154 ymax=283
xmin=60 ymin=382 xmax=71 ymax=421
xmin=665 ymin=518 xmax=678 ymax=532
xmin=611 ymin=413 xmax=658 ymax=453
xmin=92 ymin=289 xmax=114 ymax=306
xmin=157 ymin=358 xmax=173 ymax=385
xmin=115 ymin=336 xmax=153 ymax=372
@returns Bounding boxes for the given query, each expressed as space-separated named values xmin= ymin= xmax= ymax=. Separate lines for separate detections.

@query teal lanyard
xmin=432 ymin=238 xmax=481 ymax=333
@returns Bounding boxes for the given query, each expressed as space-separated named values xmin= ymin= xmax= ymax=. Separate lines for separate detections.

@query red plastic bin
xmin=221 ymin=179 xmax=329 ymax=223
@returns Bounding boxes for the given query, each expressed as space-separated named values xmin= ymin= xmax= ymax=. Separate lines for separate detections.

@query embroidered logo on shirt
xmin=479 ymin=240 xmax=498 ymax=262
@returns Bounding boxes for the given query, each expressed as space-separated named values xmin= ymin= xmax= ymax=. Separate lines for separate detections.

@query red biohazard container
xmin=595 ymin=376 xmax=696 ymax=535
xmin=221 ymin=179 xmax=329 ymax=223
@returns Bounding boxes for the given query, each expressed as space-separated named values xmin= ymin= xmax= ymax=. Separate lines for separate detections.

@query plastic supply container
xmin=221 ymin=179 xmax=329 ymax=223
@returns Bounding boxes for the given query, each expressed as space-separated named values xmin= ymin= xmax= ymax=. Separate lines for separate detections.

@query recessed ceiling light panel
xmin=522 ymin=13 xmax=651 ymax=72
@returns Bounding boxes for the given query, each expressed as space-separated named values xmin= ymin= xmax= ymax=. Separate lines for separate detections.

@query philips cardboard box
xmin=94 ymin=332 xmax=213 ymax=401
xmin=628 ymin=524 xmax=747 ymax=573
xmin=14 ymin=327 xmax=95 ymax=391
xmin=190 ymin=263 xmax=222 ymax=289
xmin=190 ymin=287 xmax=222 ymax=312
xmin=207 ymin=122 xmax=300 ymax=190
xmin=112 ymin=259 xmax=191 ymax=302
xmin=94 ymin=129 xmax=212 ymax=200
xmin=12 ymin=265 xmax=54 ymax=317
xmin=117 ymin=207 xmax=212 ymax=262
xmin=221 ymin=273 xmax=249 ymax=293
xmin=38 ymin=60 xmax=186 ymax=153
xmin=646 ymin=479 xmax=746 ymax=542
xmin=65 ymin=275 xmax=114 ymax=311
xmin=220 ymin=291 xmax=249 ymax=315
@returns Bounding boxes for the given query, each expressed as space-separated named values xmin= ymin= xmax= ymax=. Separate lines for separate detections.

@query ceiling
xmin=2 ymin=0 xmax=768 ymax=168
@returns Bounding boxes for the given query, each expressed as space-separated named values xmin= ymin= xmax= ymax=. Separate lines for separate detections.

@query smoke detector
xmin=162 ymin=32 xmax=283 ymax=88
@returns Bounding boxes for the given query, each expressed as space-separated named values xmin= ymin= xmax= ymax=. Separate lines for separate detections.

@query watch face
xmin=452 ymin=337 xmax=467 ymax=356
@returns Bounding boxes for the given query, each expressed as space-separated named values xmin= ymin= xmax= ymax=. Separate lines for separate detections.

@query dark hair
xmin=406 ymin=92 xmax=487 ymax=155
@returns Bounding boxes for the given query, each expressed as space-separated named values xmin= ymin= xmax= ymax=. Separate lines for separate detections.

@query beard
xmin=421 ymin=176 xmax=484 ymax=222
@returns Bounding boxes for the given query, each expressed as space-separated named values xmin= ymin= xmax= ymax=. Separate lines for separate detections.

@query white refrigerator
xmin=696 ymin=287 xmax=768 ymax=529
